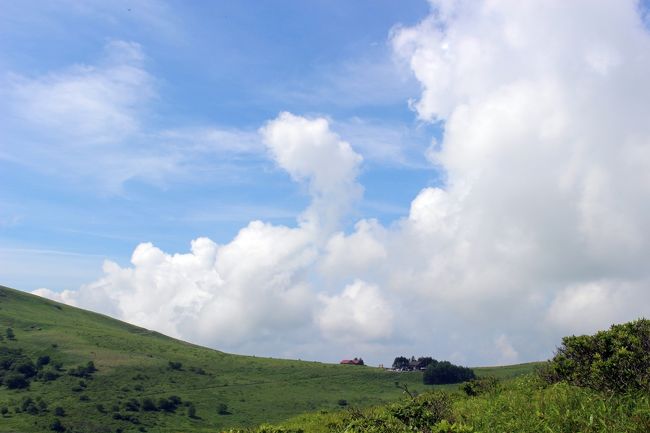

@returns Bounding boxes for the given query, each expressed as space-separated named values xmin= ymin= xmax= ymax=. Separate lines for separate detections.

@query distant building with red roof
xmin=340 ymin=357 xmax=365 ymax=366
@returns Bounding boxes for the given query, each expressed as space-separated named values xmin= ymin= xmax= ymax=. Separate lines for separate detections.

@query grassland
xmin=252 ymin=375 xmax=650 ymax=433
xmin=0 ymin=285 xmax=537 ymax=433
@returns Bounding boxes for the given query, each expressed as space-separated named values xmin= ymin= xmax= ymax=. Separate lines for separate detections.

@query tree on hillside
xmin=417 ymin=357 xmax=436 ymax=369
xmin=393 ymin=356 xmax=410 ymax=370
xmin=423 ymin=361 xmax=475 ymax=385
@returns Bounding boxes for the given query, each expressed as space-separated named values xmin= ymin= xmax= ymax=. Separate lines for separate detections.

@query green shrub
xmin=68 ymin=361 xmax=97 ymax=378
xmin=461 ymin=376 xmax=500 ymax=396
xmin=4 ymin=372 xmax=28 ymax=389
xmin=124 ymin=399 xmax=140 ymax=411
xmin=36 ymin=355 xmax=51 ymax=368
xmin=217 ymin=403 xmax=230 ymax=415
xmin=389 ymin=392 xmax=453 ymax=430
xmin=38 ymin=369 xmax=60 ymax=382
xmin=50 ymin=418 xmax=65 ymax=432
xmin=157 ymin=396 xmax=182 ymax=412
xmin=141 ymin=398 xmax=156 ymax=412
xmin=168 ymin=361 xmax=182 ymax=370
xmin=423 ymin=361 xmax=475 ymax=385
xmin=544 ymin=318 xmax=650 ymax=392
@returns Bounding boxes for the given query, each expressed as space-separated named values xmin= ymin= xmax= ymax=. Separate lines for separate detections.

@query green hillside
xmin=0 ymin=285 xmax=537 ymax=432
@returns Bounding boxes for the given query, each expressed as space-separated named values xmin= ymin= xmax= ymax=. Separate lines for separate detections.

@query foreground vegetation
xmin=0 ymin=285 xmax=534 ymax=432
xmin=239 ymin=375 xmax=649 ymax=433
xmin=227 ymin=319 xmax=650 ymax=433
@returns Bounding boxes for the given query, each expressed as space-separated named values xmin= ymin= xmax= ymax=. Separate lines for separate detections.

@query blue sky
xmin=3 ymin=0 xmax=650 ymax=366
xmin=1 ymin=0 xmax=440 ymax=292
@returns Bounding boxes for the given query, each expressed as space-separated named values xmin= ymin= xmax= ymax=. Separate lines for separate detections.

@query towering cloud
xmin=36 ymin=0 xmax=650 ymax=364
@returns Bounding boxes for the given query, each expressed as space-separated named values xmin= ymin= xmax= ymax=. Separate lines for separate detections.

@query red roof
xmin=340 ymin=359 xmax=363 ymax=365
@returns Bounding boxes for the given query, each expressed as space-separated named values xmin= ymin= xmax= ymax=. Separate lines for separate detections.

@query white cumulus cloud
xmin=34 ymin=0 xmax=650 ymax=365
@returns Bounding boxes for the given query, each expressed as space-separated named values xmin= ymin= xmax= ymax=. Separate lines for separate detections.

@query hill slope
xmin=0 ymin=285 xmax=538 ymax=432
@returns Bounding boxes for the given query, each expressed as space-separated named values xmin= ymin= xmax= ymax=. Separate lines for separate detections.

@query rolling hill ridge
xmin=0 ymin=285 xmax=537 ymax=432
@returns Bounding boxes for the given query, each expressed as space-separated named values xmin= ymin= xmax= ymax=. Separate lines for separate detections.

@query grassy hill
xmin=0 ymin=285 xmax=538 ymax=433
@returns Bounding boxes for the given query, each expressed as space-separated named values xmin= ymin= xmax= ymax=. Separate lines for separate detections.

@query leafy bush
xmin=20 ymin=397 xmax=46 ymax=415
xmin=124 ymin=399 xmax=140 ymax=411
xmin=38 ymin=369 xmax=60 ymax=382
xmin=389 ymin=392 xmax=453 ymax=430
xmin=157 ymin=396 xmax=182 ymax=412
xmin=0 ymin=347 xmax=39 ymax=388
xmin=50 ymin=418 xmax=65 ymax=432
xmin=68 ymin=361 xmax=97 ymax=378
xmin=141 ymin=398 xmax=156 ymax=411
xmin=36 ymin=355 xmax=51 ymax=368
xmin=217 ymin=403 xmax=230 ymax=415
xmin=168 ymin=361 xmax=182 ymax=370
xmin=4 ymin=372 xmax=28 ymax=389
xmin=423 ymin=361 xmax=475 ymax=385
xmin=543 ymin=318 xmax=650 ymax=392
xmin=54 ymin=406 xmax=65 ymax=417
xmin=461 ymin=377 xmax=500 ymax=396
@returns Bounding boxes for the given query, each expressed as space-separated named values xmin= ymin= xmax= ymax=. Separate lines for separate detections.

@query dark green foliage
xmin=96 ymin=404 xmax=106 ymax=413
xmin=20 ymin=397 xmax=47 ymax=415
xmin=4 ymin=372 xmax=28 ymax=389
xmin=36 ymin=355 xmax=51 ymax=368
xmin=14 ymin=360 xmax=37 ymax=378
xmin=38 ymin=369 xmax=60 ymax=382
xmin=218 ymin=402 xmax=230 ymax=415
xmin=392 ymin=356 xmax=410 ymax=370
xmin=6 ymin=328 xmax=15 ymax=340
xmin=337 ymin=399 xmax=348 ymax=406
xmin=68 ymin=361 xmax=97 ymax=378
xmin=1 ymin=406 xmax=8 ymax=416
xmin=79 ymin=394 xmax=90 ymax=401
xmin=417 ymin=357 xmax=436 ymax=369
xmin=461 ymin=376 xmax=500 ymax=396
xmin=124 ymin=398 xmax=140 ymax=411
xmin=50 ymin=418 xmax=65 ymax=432
xmin=54 ymin=406 xmax=65 ymax=416
xmin=188 ymin=403 xmax=197 ymax=418
xmin=168 ymin=361 xmax=183 ymax=370
xmin=141 ymin=398 xmax=157 ymax=412
xmin=423 ymin=361 xmax=475 ymax=385
xmin=113 ymin=412 xmax=141 ymax=424
xmin=157 ymin=395 xmax=182 ymax=412
xmin=544 ymin=318 xmax=650 ymax=392
xmin=0 ymin=347 xmax=38 ymax=388
xmin=389 ymin=392 xmax=453 ymax=430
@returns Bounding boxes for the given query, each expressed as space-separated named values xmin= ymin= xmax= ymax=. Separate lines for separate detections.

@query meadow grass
xmin=0 ymin=285 xmax=536 ymax=432
xmin=250 ymin=375 xmax=650 ymax=433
